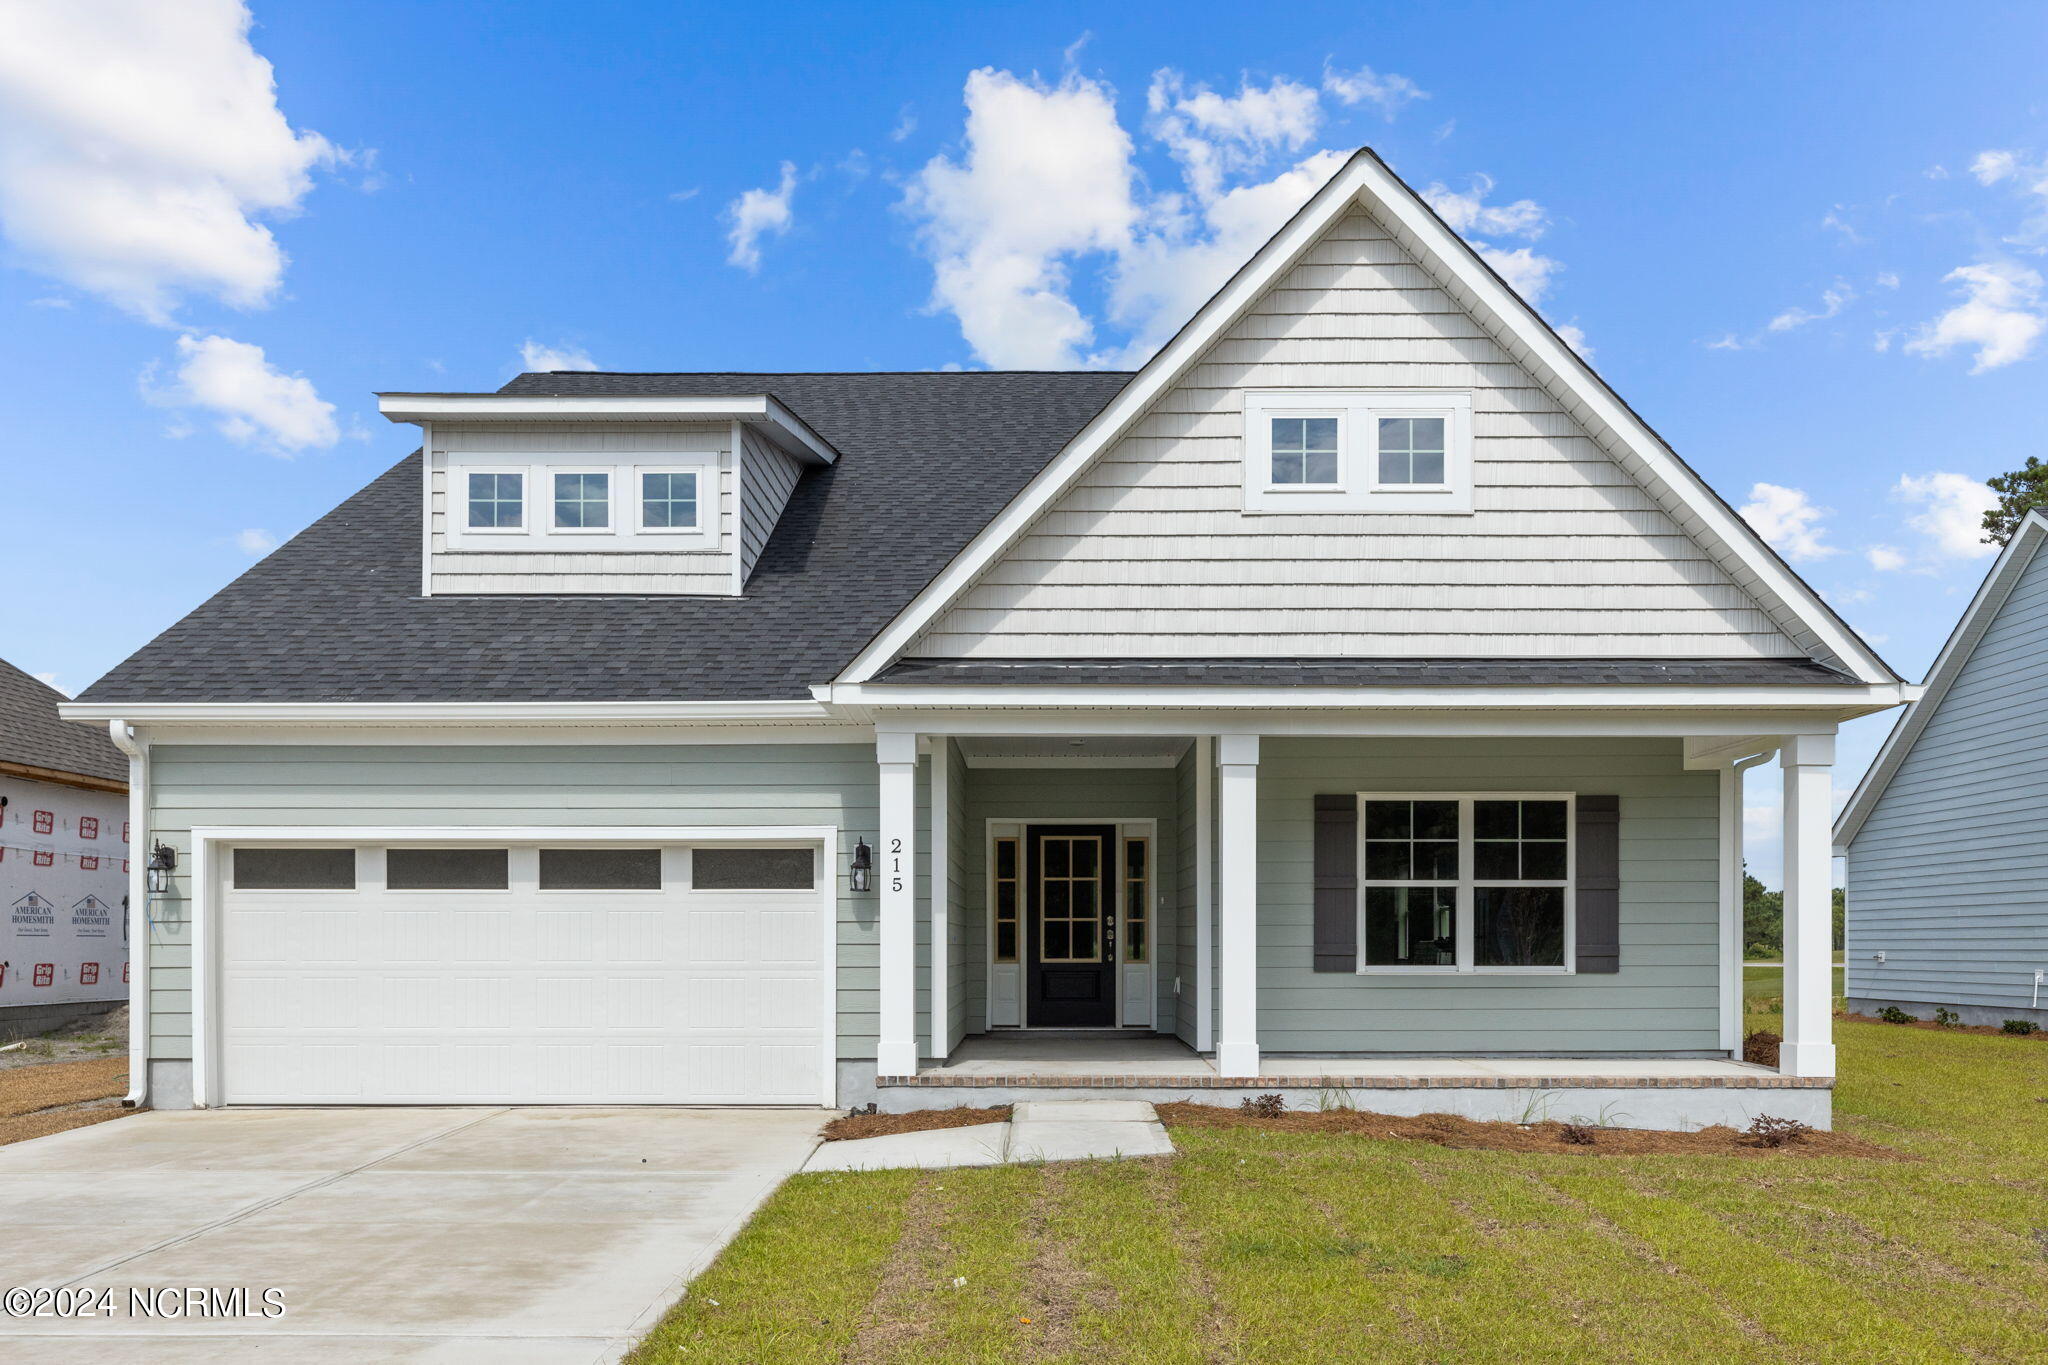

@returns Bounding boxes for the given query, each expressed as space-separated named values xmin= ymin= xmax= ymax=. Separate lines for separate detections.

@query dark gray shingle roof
xmin=0 ymin=658 xmax=126 ymax=781
xmin=80 ymin=372 xmax=1133 ymax=704
xmin=876 ymin=658 xmax=1861 ymax=687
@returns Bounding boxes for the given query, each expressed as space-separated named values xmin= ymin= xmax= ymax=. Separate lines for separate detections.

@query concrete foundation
xmin=145 ymin=1059 xmax=194 ymax=1110
xmin=1848 ymin=996 xmax=2048 ymax=1030
xmin=0 ymin=999 xmax=122 ymax=1042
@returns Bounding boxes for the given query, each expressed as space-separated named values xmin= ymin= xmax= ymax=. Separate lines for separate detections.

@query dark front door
xmin=1025 ymin=824 xmax=1118 ymax=1026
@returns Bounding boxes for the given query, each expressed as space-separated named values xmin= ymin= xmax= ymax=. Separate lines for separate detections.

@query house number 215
xmin=890 ymin=837 xmax=904 ymax=892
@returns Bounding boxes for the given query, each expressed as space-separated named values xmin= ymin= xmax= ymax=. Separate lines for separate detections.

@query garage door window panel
xmin=538 ymin=847 xmax=663 ymax=890
xmin=233 ymin=847 xmax=357 ymax=890
xmin=691 ymin=847 xmax=815 ymax=890
xmin=386 ymin=848 xmax=511 ymax=891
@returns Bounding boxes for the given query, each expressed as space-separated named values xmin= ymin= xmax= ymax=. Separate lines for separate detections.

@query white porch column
xmin=1779 ymin=732 xmax=1837 ymax=1078
xmin=1215 ymin=733 xmax=1260 ymax=1078
xmin=876 ymin=730 xmax=920 ymax=1077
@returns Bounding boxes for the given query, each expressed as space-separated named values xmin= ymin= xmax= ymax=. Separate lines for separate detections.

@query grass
xmin=1742 ymin=961 xmax=1846 ymax=1009
xmin=629 ymin=1017 xmax=2048 ymax=1363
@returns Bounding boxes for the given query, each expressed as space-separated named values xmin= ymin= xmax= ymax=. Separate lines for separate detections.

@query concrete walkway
xmin=0 ymin=1105 xmax=823 ymax=1363
xmin=804 ymin=1099 xmax=1174 ymax=1172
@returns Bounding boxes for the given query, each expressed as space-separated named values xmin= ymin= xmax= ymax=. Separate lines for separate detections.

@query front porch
xmin=873 ymin=1031 xmax=1830 ymax=1129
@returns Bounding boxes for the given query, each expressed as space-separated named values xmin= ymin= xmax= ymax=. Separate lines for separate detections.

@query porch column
xmin=1779 ymin=732 xmax=1836 ymax=1078
xmin=876 ymin=730 xmax=920 ymax=1077
xmin=1215 ymin=733 xmax=1260 ymax=1078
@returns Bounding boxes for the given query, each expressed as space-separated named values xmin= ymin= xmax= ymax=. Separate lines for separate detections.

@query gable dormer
xmin=379 ymin=391 xmax=836 ymax=596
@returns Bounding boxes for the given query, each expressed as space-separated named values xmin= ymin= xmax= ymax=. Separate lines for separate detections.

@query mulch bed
xmin=822 ymin=1104 xmax=1011 ymax=1142
xmin=0 ymin=1056 xmax=130 ymax=1148
xmin=1842 ymin=1011 xmax=2048 ymax=1041
xmin=1156 ymin=1102 xmax=1903 ymax=1159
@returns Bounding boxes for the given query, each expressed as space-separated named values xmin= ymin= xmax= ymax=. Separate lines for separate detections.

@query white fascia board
xmin=59 ymin=698 xmax=835 ymax=725
xmin=1834 ymin=509 xmax=2048 ymax=851
xmin=375 ymin=393 xmax=838 ymax=465
xmin=834 ymin=147 xmax=1898 ymax=687
xmin=829 ymin=708 xmax=1868 ymax=740
xmin=824 ymin=681 xmax=1916 ymax=713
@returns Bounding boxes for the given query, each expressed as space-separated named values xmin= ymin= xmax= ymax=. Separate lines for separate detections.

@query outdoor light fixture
xmin=849 ymin=837 xmax=873 ymax=893
xmin=146 ymin=841 xmax=177 ymax=894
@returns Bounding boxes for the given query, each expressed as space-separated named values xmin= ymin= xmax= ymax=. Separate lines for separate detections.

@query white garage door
xmin=217 ymin=841 xmax=828 ymax=1105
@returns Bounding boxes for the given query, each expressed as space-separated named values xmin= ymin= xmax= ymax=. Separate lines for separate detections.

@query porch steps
xmin=802 ymin=1100 xmax=1175 ymax=1172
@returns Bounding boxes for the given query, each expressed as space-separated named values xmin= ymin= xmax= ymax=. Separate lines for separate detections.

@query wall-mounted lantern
xmin=849 ymin=837 xmax=873 ymax=893
xmin=146 ymin=841 xmax=177 ymax=894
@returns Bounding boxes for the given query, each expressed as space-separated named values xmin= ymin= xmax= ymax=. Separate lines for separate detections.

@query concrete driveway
xmin=0 ymin=1106 xmax=824 ymax=1363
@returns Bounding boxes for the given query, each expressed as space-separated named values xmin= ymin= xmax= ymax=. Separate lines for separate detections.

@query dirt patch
xmin=0 ymin=1056 xmax=129 ymax=1147
xmin=1843 ymin=1011 xmax=2048 ymax=1041
xmin=823 ymin=1105 xmax=1011 ymax=1142
xmin=0 ymin=1005 xmax=128 ymax=1069
xmin=1156 ymin=1102 xmax=1902 ymax=1160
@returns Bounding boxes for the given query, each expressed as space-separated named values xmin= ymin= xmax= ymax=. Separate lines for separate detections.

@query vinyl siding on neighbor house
xmin=910 ymin=209 xmax=1799 ymax=662
xmin=138 ymin=741 xmax=906 ymax=1064
xmin=1846 ymin=535 xmax=2048 ymax=1014
xmin=1253 ymin=737 xmax=1722 ymax=1053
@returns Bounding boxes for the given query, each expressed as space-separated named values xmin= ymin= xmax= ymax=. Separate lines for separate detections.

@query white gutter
xmin=823 ymin=681 xmax=1920 ymax=712
xmin=60 ymin=699 xmax=834 ymax=725
xmin=374 ymin=392 xmax=840 ymax=466
xmin=106 ymin=721 xmax=148 ymax=1109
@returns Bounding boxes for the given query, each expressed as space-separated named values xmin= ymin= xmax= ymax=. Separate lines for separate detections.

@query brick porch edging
xmin=879 ymin=1073 xmax=1833 ymax=1090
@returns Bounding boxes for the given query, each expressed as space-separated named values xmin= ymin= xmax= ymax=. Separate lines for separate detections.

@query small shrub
xmin=1240 ymin=1092 xmax=1287 ymax=1119
xmin=1746 ymin=1114 xmax=1813 ymax=1148
xmin=2003 ymin=1019 xmax=2039 ymax=1036
xmin=1934 ymin=1008 xmax=1961 ymax=1028
xmin=1742 ymin=1030 xmax=1782 ymax=1067
xmin=1878 ymin=1006 xmax=1915 ymax=1024
xmin=1558 ymin=1122 xmax=1598 ymax=1146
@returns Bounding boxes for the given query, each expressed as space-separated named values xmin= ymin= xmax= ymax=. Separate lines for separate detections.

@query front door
xmin=1025 ymin=824 xmax=1118 ymax=1026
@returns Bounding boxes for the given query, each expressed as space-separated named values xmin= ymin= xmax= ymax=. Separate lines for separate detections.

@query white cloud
xmin=1554 ymin=323 xmax=1593 ymax=358
xmin=1740 ymin=482 xmax=1837 ymax=562
xmin=1865 ymin=544 xmax=1907 ymax=572
xmin=1904 ymin=261 xmax=2045 ymax=372
xmin=147 ymin=332 xmax=338 ymax=454
xmin=519 ymin=339 xmax=599 ymax=372
xmin=890 ymin=105 xmax=917 ymax=142
xmin=1894 ymin=471 xmax=1998 ymax=559
xmin=1875 ymin=270 xmax=1900 ymax=289
xmin=1768 ymin=281 xmax=1855 ymax=332
xmin=1148 ymin=71 xmax=1322 ymax=205
xmin=904 ymin=68 xmax=1138 ymax=368
xmin=1706 ymin=332 xmax=1747 ymax=352
xmin=1321 ymin=61 xmax=1427 ymax=119
xmin=1971 ymin=149 xmax=2018 ymax=185
xmin=234 ymin=527 xmax=277 ymax=555
xmin=0 ymin=0 xmax=335 ymax=323
xmin=1820 ymin=207 xmax=1863 ymax=243
xmin=31 ymin=670 xmax=67 ymax=696
xmin=1479 ymin=244 xmax=1560 ymax=304
xmin=1423 ymin=175 xmax=1547 ymax=239
xmin=725 ymin=161 xmax=798 ymax=272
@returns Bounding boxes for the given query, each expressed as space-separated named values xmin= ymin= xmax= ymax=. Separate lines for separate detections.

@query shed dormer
xmin=379 ymin=392 xmax=837 ymax=596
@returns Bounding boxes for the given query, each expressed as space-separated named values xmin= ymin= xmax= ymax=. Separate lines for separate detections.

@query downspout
xmin=107 ymin=720 xmax=149 ymax=1108
xmin=1721 ymin=751 xmax=1775 ymax=1054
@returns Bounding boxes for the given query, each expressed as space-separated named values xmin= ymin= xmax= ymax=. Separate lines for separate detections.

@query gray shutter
xmin=1575 ymin=795 xmax=1620 ymax=974
xmin=1313 ymin=794 xmax=1357 ymax=972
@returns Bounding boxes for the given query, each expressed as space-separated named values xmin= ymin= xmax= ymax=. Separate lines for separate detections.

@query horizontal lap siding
xmin=1847 ymin=539 xmax=2048 ymax=1011
xmin=142 ymin=743 xmax=889 ymax=1061
xmin=1175 ymin=747 xmax=1200 ymax=1046
xmin=945 ymin=741 xmax=970 ymax=1052
xmin=911 ymin=209 xmax=1795 ymax=660
xmin=1256 ymin=737 xmax=1720 ymax=1053
xmin=960 ymin=766 xmax=1178 ymax=1033
xmin=429 ymin=423 xmax=734 ymax=595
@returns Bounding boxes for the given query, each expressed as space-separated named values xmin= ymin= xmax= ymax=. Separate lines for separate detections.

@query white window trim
xmin=548 ymin=467 xmax=616 ymax=536
xmin=633 ymin=466 xmax=709 ymax=537
xmin=1243 ymin=390 xmax=1474 ymax=514
xmin=1355 ymin=791 xmax=1576 ymax=975
xmin=460 ymin=467 xmax=527 ymax=535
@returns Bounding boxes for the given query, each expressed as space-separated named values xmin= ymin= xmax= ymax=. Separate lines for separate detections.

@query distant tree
xmin=1743 ymin=868 xmax=1783 ymax=960
xmin=1833 ymin=886 xmax=1846 ymax=953
xmin=1983 ymin=456 xmax=2048 ymax=547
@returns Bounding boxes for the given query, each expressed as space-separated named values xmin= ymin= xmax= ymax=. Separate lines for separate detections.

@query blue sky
xmin=3 ymin=1 xmax=2045 ymax=881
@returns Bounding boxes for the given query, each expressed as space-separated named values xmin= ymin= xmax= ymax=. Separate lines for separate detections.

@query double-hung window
xmin=553 ymin=471 xmax=611 ymax=530
xmin=1359 ymin=794 xmax=1573 ymax=972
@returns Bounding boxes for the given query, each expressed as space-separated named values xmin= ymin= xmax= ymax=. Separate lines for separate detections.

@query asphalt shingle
xmin=0 ymin=658 xmax=127 ymax=782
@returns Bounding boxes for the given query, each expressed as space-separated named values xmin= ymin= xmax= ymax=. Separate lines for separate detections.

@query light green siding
xmin=1254 ymin=737 xmax=1721 ymax=1053
xmin=141 ymin=741 xmax=893 ymax=1062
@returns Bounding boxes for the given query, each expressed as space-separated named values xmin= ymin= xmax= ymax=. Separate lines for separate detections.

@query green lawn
xmin=1742 ymin=961 xmax=1846 ymax=1007
xmin=631 ymin=1016 xmax=2048 ymax=1363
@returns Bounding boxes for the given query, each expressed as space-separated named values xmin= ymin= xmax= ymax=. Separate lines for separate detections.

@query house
xmin=66 ymin=150 xmax=1910 ymax=1129
xmin=1834 ymin=509 xmax=2048 ymax=1028
xmin=1 ymin=658 xmax=130 ymax=1038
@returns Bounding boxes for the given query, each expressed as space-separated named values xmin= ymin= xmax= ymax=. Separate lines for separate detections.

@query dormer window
xmin=1244 ymin=391 xmax=1473 ymax=514
xmin=465 ymin=472 xmax=524 ymax=530
xmin=640 ymin=470 xmax=701 ymax=531
xmin=553 ymin=472 xmax=611 ymax=530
